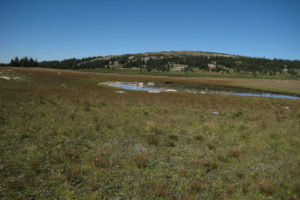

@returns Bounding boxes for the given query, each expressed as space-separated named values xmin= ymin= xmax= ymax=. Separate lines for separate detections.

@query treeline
xmin=8 ymin=56 xmax=98 ymax=69
xmin=8 ymin=54 xmax=300 ymax=76
xmin=9 ymin=57 xmax=38 ymax=67
xmin=78 ymin=54 xmax=300 ymax=75
xmin=38 ymin=57 xmax=98 ymax=69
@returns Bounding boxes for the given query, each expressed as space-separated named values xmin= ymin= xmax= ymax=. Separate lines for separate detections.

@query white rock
xmin=147 ymin=82 xmax=155 ymax=86
xmin=0 ymin=76 xmax=10 ymax=80
xmin=134 ymin=144 xmax=147 ymax=152
xmin=148 ymin=90 xmax=160 ymax=93
xmin=115 ymin=91 xmax=126 ymax=94
xmin=165 ymin=89 xmax=177 ymax=92
xmin=211 ymin=111 xmax=219 ymax=115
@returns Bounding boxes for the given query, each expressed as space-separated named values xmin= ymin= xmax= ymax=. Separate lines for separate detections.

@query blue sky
xmin=0 ymin=0 xmax=299 ymax=63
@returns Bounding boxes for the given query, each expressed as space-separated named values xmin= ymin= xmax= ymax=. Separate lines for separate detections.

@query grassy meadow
xmin=0 ymin=67 xmax=300 ymax=199
xmin=81 ymin=68 xmax=300 ymax=81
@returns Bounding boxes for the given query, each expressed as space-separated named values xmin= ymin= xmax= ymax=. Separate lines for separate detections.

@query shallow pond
xmin=99 ymin=82 xmax=300 ymax=100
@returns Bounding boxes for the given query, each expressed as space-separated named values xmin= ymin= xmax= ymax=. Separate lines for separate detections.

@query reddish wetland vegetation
xmin=0 ymin=67 xmax=300 ymax=199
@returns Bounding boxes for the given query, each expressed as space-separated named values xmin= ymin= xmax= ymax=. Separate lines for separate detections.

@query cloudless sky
xmin=0 ymin=0 xmax=300 ymax=63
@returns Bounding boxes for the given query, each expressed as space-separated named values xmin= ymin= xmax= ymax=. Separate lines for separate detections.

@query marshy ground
xmin=0 ymin=67 xmax=300 ymax=199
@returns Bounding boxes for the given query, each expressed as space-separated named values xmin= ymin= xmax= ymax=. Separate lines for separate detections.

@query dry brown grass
xmin=6 ymin=67 xmax=300 ymax=95
xmin=0 ymin=67 xmax=299 ymax=199
xmin=259 ymin=179 xmax=275 ymax=195
xmin=133 ymin=154 xmax=148 ymax=168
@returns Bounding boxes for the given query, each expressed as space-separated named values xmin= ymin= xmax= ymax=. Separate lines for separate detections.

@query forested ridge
xmin=4 ymin=51 xmax=300 ymax=76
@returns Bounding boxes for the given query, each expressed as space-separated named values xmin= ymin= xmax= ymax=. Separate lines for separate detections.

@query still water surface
xmin=99 ymin=82 xmax=300 ymax=100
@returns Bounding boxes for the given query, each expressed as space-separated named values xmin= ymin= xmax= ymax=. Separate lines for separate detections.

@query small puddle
xmin=98 ymin=82 xmax=300 ymax=100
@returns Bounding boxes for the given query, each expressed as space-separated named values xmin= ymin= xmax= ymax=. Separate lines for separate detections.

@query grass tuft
xmin=147 ymin=135 xmax=160 ymax=146
xmin=168 ymin=134 xmax=178 ymax=141
xmin=134 ymin=154 xmax=148 ymax=168
xmin=203 ymin=160 xmax=218 ymax=172
xmin=259 ymin=179 xmax=275 ymax=196
xmin=194 ymin=135 xmax=204 ymax=141
xmin=166 ymin=139 xmax=176 ymax=147
xmin=94 ymin=154 xmax=110 ymax=168
xmin=189 ymin=178 xmax=203 ymax=193
xmin=227 ymin=149 xmax=243 ymax=158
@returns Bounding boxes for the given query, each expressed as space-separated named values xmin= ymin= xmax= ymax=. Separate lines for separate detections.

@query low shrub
xmin=134 ymin=154 xmax=148 ymax=168
xmin=147 ymin=135 xmax=159 ymax=146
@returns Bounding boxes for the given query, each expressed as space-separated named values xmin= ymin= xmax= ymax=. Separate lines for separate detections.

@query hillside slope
xmin=78 ymin=50 xmax=236 ymax=65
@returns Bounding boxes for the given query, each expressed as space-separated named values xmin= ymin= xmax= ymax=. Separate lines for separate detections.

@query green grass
xmin=81 ymin=67 xmax=300 ymax=80
xmin=0 ymin=67 xmax=300 ymax=199
xmin=0 ymin=69 xmax=28 ymax=81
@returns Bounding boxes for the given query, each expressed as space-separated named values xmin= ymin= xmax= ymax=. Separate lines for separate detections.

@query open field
xmin=80 ymin=68 xmax=300 ymax=81
xmin=8 ymin=67 xmax=300 ymax=95
xmin=0 ymin=67 xmax=300 ymax=199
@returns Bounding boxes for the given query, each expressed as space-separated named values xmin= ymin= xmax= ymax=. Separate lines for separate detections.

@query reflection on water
xmin=98 ymin=82 xmax=300 ymax=100
xmin=118 ymin=83 xmax=160 ymax=92
xmin=231 ymin=93 xmax=300 ymax=99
